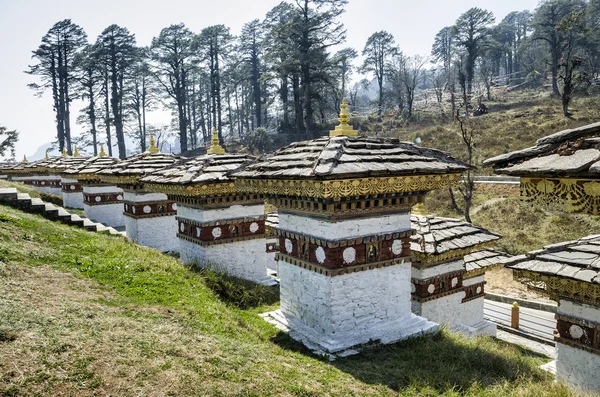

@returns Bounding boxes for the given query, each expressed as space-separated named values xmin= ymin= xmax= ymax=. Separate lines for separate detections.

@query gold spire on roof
xmin=330 ymin=98 xmax=358 ymax=137
xmin=412 ymin=202 xmax=428 ymax=216
xmin=148 ymin=134 xmax=160 ymax=153
xmin=207 ymin=128 xmax=225 ymax=155
xmin=62 ymin=147 xmax=67 ymax=157
xmin=73 ymin=145 xmax=80 ymax=157
xmin=99 ymin=144 xmax=107 ymax=157
xmin=23 ymin=154 xmax=28 ymax=164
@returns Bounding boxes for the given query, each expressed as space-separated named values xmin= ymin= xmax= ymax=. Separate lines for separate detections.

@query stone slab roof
xmin=484 ymin=122 xmax=600 ymax=177
xmin=44 ymin=156 xmax=91 ymax=171
xmin=464 ymin=249 xmax=511 ymax=272
xmin=234 ymin=136 xmax=470 ymax=180
xmin=411 ymin=215 xmax=501 ymax=256
xmin=62 ymin=156 xmax=121 ymax=176
xmin=504 ymin=235 xmax=600 ymax=284
xmin=140 ymin=154 xmax=255 ymax=185
xmin=97 ymin=153 xmax=187 ymax=179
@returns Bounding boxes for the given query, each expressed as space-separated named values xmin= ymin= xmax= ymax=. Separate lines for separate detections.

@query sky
xmin=0 ymin=0 xmax=540 ymax=160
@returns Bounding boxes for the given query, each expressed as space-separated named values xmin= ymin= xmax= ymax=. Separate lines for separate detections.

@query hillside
xmin=0 ymin=195 xmax=581 ymax=396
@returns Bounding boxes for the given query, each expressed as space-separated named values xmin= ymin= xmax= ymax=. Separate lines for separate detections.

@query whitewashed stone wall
xmin=123 ymin=191 xmax=178 ymax=252
xmin=83 ymin=185 xmax=125 ymax=227
xmin=177 ymin=203 xmax=274 ymax=285
xmin=279 ymin=260 xmax=438 ymax=354
xmin=265 ymin=237 xmax=279 ymax=273
xmin=555 ymin=299 xmax=600 ymax=393
xmin=278 ymin=212 xmax=411 ymax=239
xmin=412 ymin=290 xmax=496 ymax=337
xmin=125 ymin=215 xmax=178 ymax=252
xmin=180 ymin=237 xmax=274 ymax=285
xmin=411 ymin=259 xmax=464 ymax=280
xmin=61 ymin=177 xmax=83 ymax=209
xmin=177 ymin=204 xmax=264 ymax=222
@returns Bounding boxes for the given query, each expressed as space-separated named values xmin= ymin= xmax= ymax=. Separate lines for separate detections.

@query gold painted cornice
xmin=513 ymin=269 xmax=600 ymax=305
xmin=412 ymin=242 xmax=495 ymax=268
xmin=236 ymin=173 xmax=461 ymax=199
xmin=144 ymin=182 xmax=238 ymax=197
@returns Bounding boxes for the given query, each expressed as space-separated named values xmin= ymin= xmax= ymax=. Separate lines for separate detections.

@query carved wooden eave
xmin=505 ymin=235 xmax=600 ymax=305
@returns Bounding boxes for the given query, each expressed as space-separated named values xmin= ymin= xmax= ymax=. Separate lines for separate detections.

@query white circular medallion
xmin=427 ymin=284 xmax=435 ymax=294
xmin=41 ymin=181 xmax=46 ymax=185
xmin=132 ymin=206 xmax=136 ymax=214
xmin=70 ymin=185 xmax=76 ymax=190
xmin=315 ymin=246 xmax=326 ymax=264
xmin=342 ymin=247 xmax=356 ymax=264
xmin=391 ymin=239 xmax=403 ymax=255
xmin=451 ymin=277 xmax=458 ymax=288
xmin=172 ymin=203 xmax=178 ymax=210
xmin=179 ymin=223 xmax=185 ymax=233
xmin=143 ymin=205 xmax=152 ymax=214
xmin=117 ymin=195 xmax=123 ymax=200
xmin=95 ymin=196 xmax=101 ymax=202
xmin=411 ymin=283 xmax=416 ymax=293
xmin=212 ymin=227 xmax=222 ymax=238
xmin=569 ymin=324 xmax=584 ymax=339
xmin=285 ymin=239 xmax=293 ymax=254
xmin=476 ymin=286 xmax=482 ymax=294
xmin=249 ymin=222 xmax=259 ymax=233
xmin=196 ymin=227 xmax=201 ymax=237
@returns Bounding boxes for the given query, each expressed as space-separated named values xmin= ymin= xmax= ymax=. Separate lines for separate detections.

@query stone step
xmin=43 ymin=203 xmax=59 ymax=219
xmin=82 ymin=218 xmax=99 ymax=231
xmin=0 ymin=188 xmax=18 ymax=202
xmin=29 ymin=198 xmax=46 ymax=213
xmin=69 ymin=214 xmax=85 ymax=227
xmin=56 ymin=207 xmax=73 ymax=223
xmin=15 ymin=193 xmax=33 ymax=209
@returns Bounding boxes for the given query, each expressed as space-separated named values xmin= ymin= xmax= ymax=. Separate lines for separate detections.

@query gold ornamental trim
xmin=97 ymin=175 xmax=140 ymax=185
xmin=521 ymin=177 xmax=600 ymax=215
xmin=413 ymin=242 xmax=495 ymax=268
xmin=144 ymin=182 xmax=238 ymax=198
xmin=236 ymin=173 xmax=461 ymax=199
xmin=513 ymin=269 xmax=600 ymax=305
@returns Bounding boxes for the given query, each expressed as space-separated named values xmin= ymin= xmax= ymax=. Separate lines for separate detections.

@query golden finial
xmin=412 ymin=202 xmax=428 ymax=216
xmin=148 ymin=134 xmax=159 ymax=153
xmin=62 ymin=147 xmax=67 ymax=157
xmin=330 ymin=98 xmax=358 ymax=137
xmin=99 ymin=144 xmax=107 ymax=157
xmin=73 ymin=145 xmax=80 ymax=157
xmin=45 ymin=151 xmax=49 ymax=160
xmin=23 ymin=154 xmax=28 ymax=164
xmin=207 ymin=128 xmax=225 ymax=155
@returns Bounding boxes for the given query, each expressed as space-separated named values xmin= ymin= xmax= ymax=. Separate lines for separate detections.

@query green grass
xmin=0 ymin=198 xmax=586 ymax=396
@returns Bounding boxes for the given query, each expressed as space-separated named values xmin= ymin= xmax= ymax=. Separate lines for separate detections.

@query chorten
xmin=97 ymin=136 xmax=186 ymax=252
xmin=234 ymin=99 xmax=469 ymax=355
xmin=141 ymin=130 xmax=275 ymax=284
xmin=505 ymin=235 xmax=600 ymax=393
xmin=410 ymin=213 xmax=505 ymax=337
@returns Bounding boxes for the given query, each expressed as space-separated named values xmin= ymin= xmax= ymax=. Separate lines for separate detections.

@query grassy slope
xmin=0 ymin=202 xmax=583 ymax=396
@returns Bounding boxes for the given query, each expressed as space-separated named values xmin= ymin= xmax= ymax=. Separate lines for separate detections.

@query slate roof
xmin=97 ymin=152 xmax=187 ymax=179
xmin=464 ymin=249 xmax=512 ymax=272
xmin=410 ymin=215 xmax=501 ymax=256
xmin=234 ymin=136 xmax=470 ymax=180
xmin=62 ymin=156 xmax=121 ymax=176
xmin=484 ymin=121 xmax=600 ymax=177
xmin=140 ymin=154 xmax=255 ymax=186
xmin=504 ymin=235 xmax=600 ymax=284
xmin=44 ymin=156 xmax=91 ymax=172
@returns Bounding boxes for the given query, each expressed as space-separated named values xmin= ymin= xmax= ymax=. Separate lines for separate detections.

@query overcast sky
xmin=0 ymin=0 xmax=539 ymax=159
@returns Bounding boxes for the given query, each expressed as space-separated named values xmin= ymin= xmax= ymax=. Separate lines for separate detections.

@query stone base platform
xmin=452 ymin=320 xmax=497 ymax=338
xmin=260 ymin=309 xmax=439 ymax=358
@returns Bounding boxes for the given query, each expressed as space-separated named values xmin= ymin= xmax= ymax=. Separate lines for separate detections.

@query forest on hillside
xmin=25 ymin=0 xmax=600 ymax=158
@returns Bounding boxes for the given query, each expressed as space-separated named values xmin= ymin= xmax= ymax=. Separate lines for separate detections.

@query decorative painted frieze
xmin=165 ymin=193 xmax=264 ymax=209
xmin=556 ymin=313 xmax=600 ymax=356
xmin=177 ymin=216 xmax=266 ymax=246
xmin=461 ymin=281 xmax=486 ymax=303
xmin=411 ymin=270 xmax=465 ymax=303
xmin=33 ymin=179 xmax=61 ymax=188
xmin=521 ymin=177 xmax=600 ymax=214
xmin=83 ymin=192 xmax=124 ymax=206
xmin=123 ymin=200 xmax=177 ymax=219
xmin=61 ymin=182 xmax=83 ymax=192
